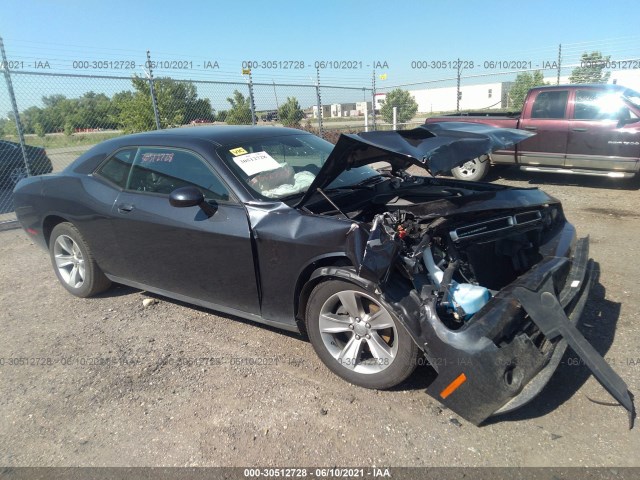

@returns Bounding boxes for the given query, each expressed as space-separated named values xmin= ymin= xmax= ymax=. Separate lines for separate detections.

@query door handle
xmin=523 ymin=126 xmax=537 ymax=131
xmin=117 ymin=203 xmax=135 ymax=213
xmin=572 ymin=128 xmax=588 ymax=132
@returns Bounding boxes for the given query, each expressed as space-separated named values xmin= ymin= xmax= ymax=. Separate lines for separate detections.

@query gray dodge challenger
xmin=13 ymin=123 xmax=635 ymax=427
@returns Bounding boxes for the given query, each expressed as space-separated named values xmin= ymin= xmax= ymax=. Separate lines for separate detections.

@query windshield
xmin=217 ymin=133 xmax=381 ymax=200
xmin=623 ymin=88 xmax=640 ymax=110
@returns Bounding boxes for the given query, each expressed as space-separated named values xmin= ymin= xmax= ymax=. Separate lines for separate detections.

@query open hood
xmin=295 ymin=122 xmax=534 ymax=208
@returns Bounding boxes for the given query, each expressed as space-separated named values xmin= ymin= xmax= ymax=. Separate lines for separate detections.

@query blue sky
xmin=2 ymin=0 xmax=639 ymax=79
xmin=1 ymin=0 xmax=640 ymax=111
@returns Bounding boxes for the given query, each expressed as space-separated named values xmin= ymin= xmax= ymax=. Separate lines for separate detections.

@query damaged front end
xmin=301 ymin=123 xmax=635 ymax=427
xmin=346 ymin=193 xmax=635 ymax=428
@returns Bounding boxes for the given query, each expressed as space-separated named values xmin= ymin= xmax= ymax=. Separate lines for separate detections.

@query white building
xmin=409 ymin=82 xmax=513 ymax=113
xmin=609 ymin=70 xmax=640 ymax=91
xmin=330 ymin=103 xmax=356 ymax=117
xmin=311 ymin=105 xmax=331 ymax=119
xmin=355 ymin=101 xmax=370 ymax=116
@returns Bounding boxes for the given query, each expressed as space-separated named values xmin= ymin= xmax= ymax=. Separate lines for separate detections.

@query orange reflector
xmin=439 ymin=373 xmax=467 ymax=399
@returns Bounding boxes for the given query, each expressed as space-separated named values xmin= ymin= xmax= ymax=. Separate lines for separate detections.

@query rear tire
xmin=451 ymin=155 xmax=490 ymax=181
xmin=306 ymin=279 xmax=418 ymax=389
xmin=49 ymin=222 xmax=111 ymax=297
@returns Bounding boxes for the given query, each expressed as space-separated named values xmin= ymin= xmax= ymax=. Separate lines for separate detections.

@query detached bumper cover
xmin=411 ymin=236 xmax=635 ymax=427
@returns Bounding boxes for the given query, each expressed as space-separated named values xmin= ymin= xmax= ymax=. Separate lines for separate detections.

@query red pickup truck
xmin=424 ymin=84 xmax=640 ymax=181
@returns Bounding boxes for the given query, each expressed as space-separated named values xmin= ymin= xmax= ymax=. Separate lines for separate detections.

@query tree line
xmin=0 ymin=51 xmax=616 ymax=138
xmin=2 ymin=76 xmax=308 ymax=137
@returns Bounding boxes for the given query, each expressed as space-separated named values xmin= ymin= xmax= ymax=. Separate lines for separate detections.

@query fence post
xmin=371 ymin=69 xmax=377 ymax=131
xmin=364 ymin=105 xmax=369 ymax=132
xmin=272 ymin=80 xmax=279 ymax=110
xmin=0 ymin=36 xmax=31 ymax=177
xmin=557 ymin=44 xmax=562 ymax=85
xmin=392 ymin=107 xmax=397 ymax=131
xmin=315 ymin=68 xmax=323 ymax=137
xmin=248 ymin=72 xmax=256 ymax=125
xmin=146 ymin=50 xmax=161 ymax=130
xmin=456 ymin=58 xmax=462 ymax=112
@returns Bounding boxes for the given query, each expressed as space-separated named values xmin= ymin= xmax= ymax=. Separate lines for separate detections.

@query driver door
xmin=108 ymin=146 xmax=260 ymax=315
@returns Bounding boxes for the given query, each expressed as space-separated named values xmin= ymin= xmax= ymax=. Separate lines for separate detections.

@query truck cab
xmin=426 ymin=84 xmax=640 ymax=181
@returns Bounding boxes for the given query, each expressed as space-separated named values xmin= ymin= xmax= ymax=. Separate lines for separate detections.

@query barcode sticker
xmin=233 ymin=151 xmax=280 ymax=176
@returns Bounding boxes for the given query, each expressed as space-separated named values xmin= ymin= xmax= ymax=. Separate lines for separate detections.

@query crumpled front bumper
xmin=407 ymin=235 xmax=635 ymax=427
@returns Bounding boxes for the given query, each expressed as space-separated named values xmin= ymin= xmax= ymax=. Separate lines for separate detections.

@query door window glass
xmin=574 ymin=90 xmax=632 ymax=120
xmin=126 ymin=147 xmax=230 ymax=201
xmin=531 ymin=91 xmax=569 ymax=119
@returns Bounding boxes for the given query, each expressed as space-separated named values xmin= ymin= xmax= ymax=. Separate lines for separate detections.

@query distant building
xmin=331 ymin=103 xmax=356 ymax=117
xmin=355 ymin=101 xmax=370 ymax=116
xmin=609 ymin=70 xmax=640 ymax=91
xmin=374 ymin=93 xmax=386 ymax=112
xmin=409 ymin=82 xmax=514 ymax=113
xmin=311 ymin=105 xmax=331 ymax=119
xmin=313 ymin=71 xmax=640 ymax=120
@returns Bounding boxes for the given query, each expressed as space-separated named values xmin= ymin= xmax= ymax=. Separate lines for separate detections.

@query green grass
xmin=5 ymin=131 xmax=124 ymax=149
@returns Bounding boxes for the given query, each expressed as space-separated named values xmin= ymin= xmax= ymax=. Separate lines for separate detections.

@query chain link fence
xmin=2 ymin=40 xmax=638 ymax=223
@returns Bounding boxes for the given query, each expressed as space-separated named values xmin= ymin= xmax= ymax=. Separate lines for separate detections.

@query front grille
xmin=449 ymin=210 xmax=543 ymax=242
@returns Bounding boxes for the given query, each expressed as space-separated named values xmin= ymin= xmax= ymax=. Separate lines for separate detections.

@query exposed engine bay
xmin=301 ymin=171 xmax=634 ymax=427
xmin=360 ymin=202 xmax=559 ymax=330
xmin=308 ymin=173 xmax=563 ymax=330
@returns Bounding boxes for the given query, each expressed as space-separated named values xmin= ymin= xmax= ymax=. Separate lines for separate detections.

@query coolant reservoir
xmin=423 ymin=246 xmax=491 ymax=320
xmin=449 ymin=282 xmax=491 ymax=318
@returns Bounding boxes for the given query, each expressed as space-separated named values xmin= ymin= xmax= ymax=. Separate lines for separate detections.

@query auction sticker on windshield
xmin=229 ymin=147 xmax=248 ymax=156
xmin=233 ymin=151 xmax=280 ymax=176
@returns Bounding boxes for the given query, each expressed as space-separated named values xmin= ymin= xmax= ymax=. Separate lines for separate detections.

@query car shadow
xmin=96 ymin=286 xmax=307 ymax=342
xmin=92 ymin=283 xmax=141 ymax=299
xmin=485 ymin=165 xmax=640 ymax=191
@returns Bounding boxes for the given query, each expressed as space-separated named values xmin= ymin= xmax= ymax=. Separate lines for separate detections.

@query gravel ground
xmin=0 ymin=167 xmax=639 ymax=467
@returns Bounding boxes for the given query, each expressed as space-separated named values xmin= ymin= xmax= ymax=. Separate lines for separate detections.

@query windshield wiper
xmin=279 ymin=191 xmax=307 ymax=201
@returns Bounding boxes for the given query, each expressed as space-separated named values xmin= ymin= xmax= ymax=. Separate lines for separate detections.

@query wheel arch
xmin=300 ymin=267 xmax=429 ymax=354
xmin=42 ymin=214 xmax=72 ymax=248
xmin=294 ymin=256 xmax=356 ymax=333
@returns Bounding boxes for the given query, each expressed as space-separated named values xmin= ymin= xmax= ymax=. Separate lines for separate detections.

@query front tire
xmin=306 ymin=280 xmax=419 ymax=389
xmin=49 ymin=222 xmax=111 ymax=297
xmin=451 ymin=155 xmax=490 ymax=181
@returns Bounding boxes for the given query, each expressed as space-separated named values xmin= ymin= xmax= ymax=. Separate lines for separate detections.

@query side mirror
xmin=169 ymin=186 xmax=217 ymax=217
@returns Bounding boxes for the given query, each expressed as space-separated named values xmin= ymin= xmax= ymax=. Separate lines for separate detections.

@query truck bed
xmin=425 ymin=115 xmax=519 ymax=129
xmin=438 ymin=111 xmax=520 ymax=118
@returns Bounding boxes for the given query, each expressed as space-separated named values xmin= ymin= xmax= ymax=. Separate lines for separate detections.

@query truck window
xmin=531 ymin=91 xmax=569 ymax=119
xmin=574 ymin=90 xmax=632 ymax=121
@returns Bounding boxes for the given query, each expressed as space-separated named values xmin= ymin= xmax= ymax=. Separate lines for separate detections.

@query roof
xmin=532 ymin=83 xmax=628 ymax=91
xmin=112 ymin=125 xmax=306 ymax=147
xmin=65 ymin=125 xmax=315 ymax=175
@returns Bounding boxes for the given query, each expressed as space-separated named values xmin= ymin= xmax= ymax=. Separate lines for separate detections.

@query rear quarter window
xmin=94 ymin=148 xmax=136 ymax=189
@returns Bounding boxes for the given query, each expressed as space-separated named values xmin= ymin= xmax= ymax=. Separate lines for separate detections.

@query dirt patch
xmin=582 ymin=207 xmax=640 ymax=220
xmin=1 ymin=174 xmax=639 ymax=467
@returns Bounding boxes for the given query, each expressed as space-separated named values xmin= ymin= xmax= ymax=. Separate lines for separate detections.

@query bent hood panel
xmin=295 ymin=122 xmax=534 ymax=208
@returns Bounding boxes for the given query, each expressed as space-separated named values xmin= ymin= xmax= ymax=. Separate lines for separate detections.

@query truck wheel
xmin=451 ymin=155 xmax=489 ymax=181
xmin=306 ymin=280 xmax=419 ymax=389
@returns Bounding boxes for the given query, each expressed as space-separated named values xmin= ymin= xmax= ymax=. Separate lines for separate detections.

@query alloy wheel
xmin=318 ymin=290 xmax=398 ymax=374
xmin=53 ymin=235 xmax=85 ymax=288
